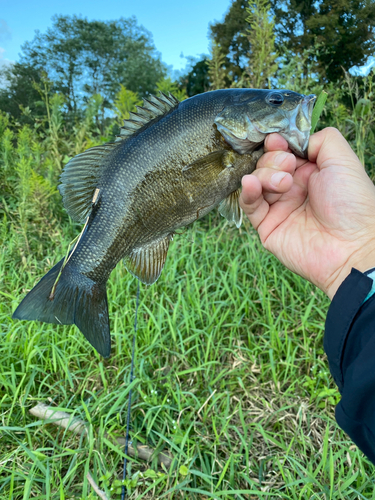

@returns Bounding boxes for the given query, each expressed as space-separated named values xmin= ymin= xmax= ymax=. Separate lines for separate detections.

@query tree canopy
xmin=210 ymin=0 xmax=250 ymax=82
xmin=0 ymin=15 xmax=166 ymax=120
xmin=0 ymin=62 xmax=47 ymax=124
xmin=271 ymin=0 xmax=375 ymax=81
xmin=210 ymin=0 xmax=375 ymax=83
xmin=1 ymin=2 xmax=375 ymax=127
xmin=180 ymin=58 xmax=210 ymax=97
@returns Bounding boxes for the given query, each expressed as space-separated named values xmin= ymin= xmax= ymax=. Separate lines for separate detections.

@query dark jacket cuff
xmin=324 ymin=268 xmax=373 ymax=391
xmin=324 ymin=267 xmax=375 ymax=465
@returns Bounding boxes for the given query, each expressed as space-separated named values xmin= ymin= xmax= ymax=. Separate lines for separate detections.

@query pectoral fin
xmin=124 ymin=235 xmax=172 ymax=285
xmin=182 ymin=150 xmax=236 ymax=178
xmin=218 ymin=188 xmax=243 ymax=228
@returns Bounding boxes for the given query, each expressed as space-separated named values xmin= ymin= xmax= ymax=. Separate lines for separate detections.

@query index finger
xmin=264 ymin=133 xmax=289 ymax=153
xmin=265 ymin=133 xmax=310 ymax=169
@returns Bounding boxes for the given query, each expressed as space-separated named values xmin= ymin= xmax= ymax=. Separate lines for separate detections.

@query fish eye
xmin=267 ymin=93 xmax=284 ymax=106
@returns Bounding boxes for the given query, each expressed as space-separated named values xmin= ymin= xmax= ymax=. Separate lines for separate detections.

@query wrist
xmin=325 ymin=243 xmax=375 ymax=300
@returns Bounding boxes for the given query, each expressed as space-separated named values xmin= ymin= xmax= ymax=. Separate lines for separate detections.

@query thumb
xmin=308 ymin=127 xmax=364 ymax=173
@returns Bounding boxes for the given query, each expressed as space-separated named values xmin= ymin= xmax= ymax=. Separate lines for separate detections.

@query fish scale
xmin=13 ymin=88 xmax=316 ymax=357
xmin=69 ymin=92 xmax=233 ymax=279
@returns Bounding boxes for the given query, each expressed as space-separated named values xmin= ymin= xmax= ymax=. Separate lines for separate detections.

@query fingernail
xmin=274 ymin=152 xmax=289 ymax=166
xmin=271 ymin=171 xmax=287 ymax=187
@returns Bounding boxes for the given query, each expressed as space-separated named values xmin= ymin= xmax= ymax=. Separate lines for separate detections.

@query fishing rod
xmin=121 ymin=279 xmax=140 ymax=500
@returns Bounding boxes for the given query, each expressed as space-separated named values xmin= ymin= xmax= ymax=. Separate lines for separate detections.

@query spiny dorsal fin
xmin=218 ymin=188 xmax=243 ymax=228
xmin=124 ymin=234 xmax=172 ymax=285
xmin=115 ymin=92 xmax=180 ymax=142
xmin=58 ymin=142 xmax=118 ymax=223
xmin=59 ymin=92 xmax=179 ymax=223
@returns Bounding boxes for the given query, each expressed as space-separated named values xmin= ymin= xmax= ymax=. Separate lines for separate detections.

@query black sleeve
xmin=324 ymin=268 xmax=375 ymax=464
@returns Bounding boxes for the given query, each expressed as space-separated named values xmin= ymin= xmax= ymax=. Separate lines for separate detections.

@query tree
xmin=210 ymin=0 xmax=251 ymax=82
xmin=18 ymin=15 xmax=166 ymax=115
xmin=0 ymin=63 xmax=49 ymax=125
xmin=270 ymin=0 xmax=375 ymax=82
xmin=211 ymin=0 xmax=375 ymax=84
xmin=180 ymin=58 xmax=210 ymax=97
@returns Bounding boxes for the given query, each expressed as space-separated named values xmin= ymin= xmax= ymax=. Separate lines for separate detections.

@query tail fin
xmin=12 ymin=259 xmax=111 ymax=357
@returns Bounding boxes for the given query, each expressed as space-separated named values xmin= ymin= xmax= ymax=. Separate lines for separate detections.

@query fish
xmin=13 ymin=89 xmax=316 ymax=357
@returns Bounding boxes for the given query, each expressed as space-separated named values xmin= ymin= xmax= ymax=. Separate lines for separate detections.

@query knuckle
xmin=323 ymin=126 xmax=343 ymax=140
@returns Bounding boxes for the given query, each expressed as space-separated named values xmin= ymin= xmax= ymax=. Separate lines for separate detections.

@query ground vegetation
xmin=1 ymin=1 xmax=375 ymax=497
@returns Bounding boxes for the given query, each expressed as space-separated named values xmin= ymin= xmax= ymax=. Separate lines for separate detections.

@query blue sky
xmin=0 ymin=0 xmax=231 ymax=74
xmin=1 ymin=0 xmax=373 ymax=78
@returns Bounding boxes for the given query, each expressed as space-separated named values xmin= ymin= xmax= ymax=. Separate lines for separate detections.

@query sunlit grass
xmin=2 ymin=214 xmax=375 ymax=499
xmin=1 ymin=51 xmax=375 ymax=499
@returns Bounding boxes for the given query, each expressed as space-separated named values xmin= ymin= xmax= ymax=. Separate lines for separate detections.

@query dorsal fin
xmin=115 ymin=91 xmax=180 ymax=142
xmin=58 ymin=143 xmax=118 ymax=223
xmin=59 ymin=92 xmax=179 ymax=223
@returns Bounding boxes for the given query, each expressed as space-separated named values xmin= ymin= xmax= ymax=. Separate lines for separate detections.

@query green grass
xmin=310 ymin=91 xmax=328 ymax=135
xmin=2 ymin=213 xmax=375 ymax=499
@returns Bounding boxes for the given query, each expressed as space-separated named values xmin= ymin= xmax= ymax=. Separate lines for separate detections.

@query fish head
xmin=215 ymin=90 xmax=316 ymax=158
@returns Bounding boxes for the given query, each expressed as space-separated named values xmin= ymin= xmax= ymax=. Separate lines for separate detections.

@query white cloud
xmin=0 ymin=19 xmax=11 ymax=44
xmin=0 ymin=47 xmax=13 ymax=68
xmin=0 ymin=47 xmax=14 ymax=89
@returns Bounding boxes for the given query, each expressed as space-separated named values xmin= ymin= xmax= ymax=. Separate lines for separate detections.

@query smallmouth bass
xmin=13 ymin=89 xmax=316 ymax=356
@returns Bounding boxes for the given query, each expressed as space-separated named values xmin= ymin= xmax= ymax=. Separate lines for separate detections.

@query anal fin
xmin=218 ymin=188 xmax=243 ymax=228
xmin=124 ymin=235 xmax=171 ymax=285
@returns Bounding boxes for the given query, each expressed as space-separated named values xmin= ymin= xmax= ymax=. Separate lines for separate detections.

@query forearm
xmin=325 ymin=268 xmax=375 ymax=464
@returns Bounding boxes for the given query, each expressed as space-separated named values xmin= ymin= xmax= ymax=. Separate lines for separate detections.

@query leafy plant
xmin=112 ymin=85 xmax=142 ymax=123
xmin=156 ymin=77 xmax=187 ymax=101
xmin=242 ymin=0 xmax=278 ymax=89
xmin=208 ymin=41 xmax=227 ymax=90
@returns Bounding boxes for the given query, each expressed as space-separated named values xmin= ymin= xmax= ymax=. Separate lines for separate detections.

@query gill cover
xmin=215 ymin=90 xmax=316 ymax=158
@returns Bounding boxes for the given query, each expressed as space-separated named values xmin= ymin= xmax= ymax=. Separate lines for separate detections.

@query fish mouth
xmin=280 ymin=94 xmax=317 ymax=158
xmin=214 ymin=92 xmax=317 ymax=158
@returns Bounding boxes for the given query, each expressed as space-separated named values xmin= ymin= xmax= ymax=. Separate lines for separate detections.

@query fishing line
xmin=121 ymin=278 xmax=140 ymax=500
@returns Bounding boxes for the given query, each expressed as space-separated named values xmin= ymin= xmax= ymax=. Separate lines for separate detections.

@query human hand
xmin=240 ymin=127 xmax=375 ymax=299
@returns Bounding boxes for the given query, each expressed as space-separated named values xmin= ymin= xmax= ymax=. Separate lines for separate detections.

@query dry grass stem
xmin=29 ymin=402 xmax=173 ymax=469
